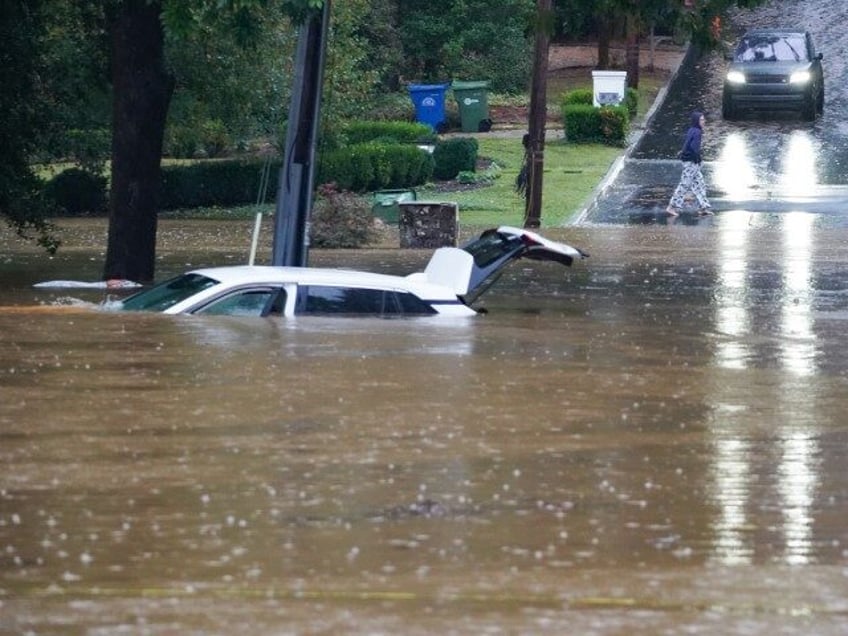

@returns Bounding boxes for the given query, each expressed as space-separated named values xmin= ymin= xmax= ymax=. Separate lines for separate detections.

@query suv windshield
xmin=119 ymin=273 xmax=218 ymax=312
xmin=735 ymin=34 xmax=808 ymax=62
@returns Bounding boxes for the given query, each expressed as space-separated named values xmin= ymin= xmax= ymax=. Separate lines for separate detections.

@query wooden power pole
xmin=524 ymin=0 xmax=553 ymax=229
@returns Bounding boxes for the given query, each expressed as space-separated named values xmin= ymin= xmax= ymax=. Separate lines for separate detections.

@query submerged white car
xmin=111 ymin=226 xmax=588 ymax=318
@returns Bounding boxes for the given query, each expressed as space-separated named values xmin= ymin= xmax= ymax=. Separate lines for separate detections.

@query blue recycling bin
xmin=408 ymin=83 xmax=450 ymax=132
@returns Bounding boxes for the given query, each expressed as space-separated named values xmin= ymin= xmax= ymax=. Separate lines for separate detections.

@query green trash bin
xmin=452 ymin=80 xmax=492 ymax=133
xmin=371 ymin=189 xmax=417 ymax=224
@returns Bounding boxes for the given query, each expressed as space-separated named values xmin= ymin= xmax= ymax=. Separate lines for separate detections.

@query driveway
xmin=582 ymin=0 xmax=848 ymax=226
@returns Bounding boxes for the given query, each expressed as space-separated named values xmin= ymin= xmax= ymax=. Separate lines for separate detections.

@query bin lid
xmin=451 ymin=80 xmax=491 ymax=91
xmin=408 ymin=83 xmax=450 ymax=92
xmin=373 ymin=189 xmax=417 ymax=205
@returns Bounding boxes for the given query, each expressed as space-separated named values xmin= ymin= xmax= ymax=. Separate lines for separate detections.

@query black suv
xmin=722 ymin=29 xmax=824 ymax=121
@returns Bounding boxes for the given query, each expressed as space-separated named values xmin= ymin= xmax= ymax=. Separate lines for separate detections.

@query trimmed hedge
xmin=562 ymin=103 xmax=629 ymax=146
xmin=158 ymin=141 xmax=437 ymax=210
xmin=160 ymin=158 xmax=277 ymax=210
xmin=343 ymin=120 xmax=436 ymax=145
xmin=432 ymin=137 xmax=478 ymax=180
xmin=561 ymin=86 xmax=637 ymax=118
xmin=317 ymin=142 xmax=433 ymax=193
xmin=561 ymin=88 xmax=593 ymax=106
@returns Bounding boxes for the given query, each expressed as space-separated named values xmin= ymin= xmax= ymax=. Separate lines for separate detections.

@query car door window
xmin=194 ymin=289 xmax=276 ymax=316
xmin=299 ymin=286 xmax=388 ymax=315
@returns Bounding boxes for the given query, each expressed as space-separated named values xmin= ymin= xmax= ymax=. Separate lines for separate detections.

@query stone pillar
xmin=398 ymin=201 xmax=459 ymax=248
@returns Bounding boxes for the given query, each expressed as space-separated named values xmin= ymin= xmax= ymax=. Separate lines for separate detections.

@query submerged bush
xmin=310 ymin=183 xmax=379 ymax=248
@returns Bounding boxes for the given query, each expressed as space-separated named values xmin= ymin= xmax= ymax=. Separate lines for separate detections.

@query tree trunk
xmin=596 ymin=16 xmax=610 ymax=69
xmin=625 ymin=11 xmax=640 ymax=89
xmin=103 ymin=0 xmax=173 ymax=282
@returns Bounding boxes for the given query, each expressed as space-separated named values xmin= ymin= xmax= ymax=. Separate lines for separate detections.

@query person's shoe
xmin=665 ymin=206 xmax=680 ymax=216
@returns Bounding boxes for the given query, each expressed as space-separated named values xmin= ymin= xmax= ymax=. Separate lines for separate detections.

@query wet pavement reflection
xmin=2 ymin=218 xmax=848 ymax=634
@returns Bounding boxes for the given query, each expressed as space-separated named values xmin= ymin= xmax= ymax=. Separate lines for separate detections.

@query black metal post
xmin=271 ymin=1 xmax=331 ymax=266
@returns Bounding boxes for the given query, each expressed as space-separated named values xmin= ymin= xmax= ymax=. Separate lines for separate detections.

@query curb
xmin=572 ymin=43 xmax=695 ymax=226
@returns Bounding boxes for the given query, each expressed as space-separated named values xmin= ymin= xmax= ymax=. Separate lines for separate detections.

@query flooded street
xmin=2 ymin=218 xmax=848 ymax=634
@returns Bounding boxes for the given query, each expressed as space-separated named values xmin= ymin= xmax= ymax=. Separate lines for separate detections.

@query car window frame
xmin=293 ymin=284 xmax=436 ymax=317
xmin=188 ymin=284 xmax=291 ymax=317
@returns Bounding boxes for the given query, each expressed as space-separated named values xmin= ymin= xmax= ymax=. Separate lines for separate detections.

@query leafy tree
xmin=101 ymin=0 xmax=325 ymax=282
xmin=396 ymin=0 xmax=535 ymax=93
xmin=551 ymin=0 xmax=767 ymax=87
xmin=38 ymin=0 xmax=111 ymax=169
xmin=351 ymin=0 xmax=403 ymax=92
xmin=0 ymin=0 xmax=59 ymax=252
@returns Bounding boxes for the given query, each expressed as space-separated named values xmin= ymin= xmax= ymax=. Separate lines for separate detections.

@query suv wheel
xmin=801 ymin=88 xmax=817 ymax=121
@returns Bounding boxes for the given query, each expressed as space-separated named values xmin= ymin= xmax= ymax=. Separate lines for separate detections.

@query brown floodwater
xmin=1 ymin=217 xmax=847 ymax=634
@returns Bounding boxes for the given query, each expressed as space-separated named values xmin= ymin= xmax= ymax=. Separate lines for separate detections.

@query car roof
xmin=185 ymin=264 xmax=450 ymax=295
xmin=190 ymin=265 xmax=418 ymax=286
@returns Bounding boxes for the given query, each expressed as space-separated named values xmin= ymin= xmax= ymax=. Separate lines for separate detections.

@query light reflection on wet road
xmin=2 ymin=218 xmax=848 ymax=634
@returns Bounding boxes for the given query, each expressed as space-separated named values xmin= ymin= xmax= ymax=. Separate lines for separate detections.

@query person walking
xmin=666 ymin=111 xmax=712 ymax=216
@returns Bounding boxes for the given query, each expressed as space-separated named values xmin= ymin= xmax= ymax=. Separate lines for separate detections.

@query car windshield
xmin=119 ymin=273 xmax=219 ymax=312
xmin=735 ymin=34 xmax=808 ymax=62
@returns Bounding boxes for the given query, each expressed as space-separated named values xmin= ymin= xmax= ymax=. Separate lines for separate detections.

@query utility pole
xmin=524 ymin=0 xmax=553 ymax=229
xmin=271 ymin=1 xmax=331 ymax=267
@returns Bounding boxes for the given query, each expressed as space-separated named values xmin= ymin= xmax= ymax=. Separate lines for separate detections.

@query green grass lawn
xmin=419 ymin=137 xmax=621 ymax=228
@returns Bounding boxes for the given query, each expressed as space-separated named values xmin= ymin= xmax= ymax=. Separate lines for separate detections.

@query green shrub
xmin=199 ymin=119 xmax=231 ymax=158
xmin=160 ymin=158 xmax=279 ymax=210
xmin=318 ymin=143 xmax=433 ymax=193
xmin=562 ymin=104 xmax=629 ymax=146
xmin=164 ymin=124 xmax=204 ymax=159
xmin=343 ymin=120 xmax=436 ymax=145
xmin=158 ymin=142 xmax=434 ymax=211
xmin=561 ymin=88 xmax=593 ymax=106
xmin=62 ymin=129 xmax=111 ymax=170
xmin=310 ymin=183 xmax=378 ymax=248
xmin=366 ymin=92 xmax=416 ymax=122
xmin=44 ymin=167 xmax=108 ymax=216
xmin=561 ymin=87 xmax=636 ymax=119
xmin=624 ymin=87 xmax=638 ymax=118
xmin=432 ymin=137 xmax=478 ymax=180
xmin=598 ymin=106 xmax=629 ymax=145
xmin=164 ymin=118 xmax=231 ymax=159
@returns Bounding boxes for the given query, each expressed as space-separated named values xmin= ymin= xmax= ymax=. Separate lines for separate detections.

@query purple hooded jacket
xmin=679 ymin=111 xmax=703 ymax=164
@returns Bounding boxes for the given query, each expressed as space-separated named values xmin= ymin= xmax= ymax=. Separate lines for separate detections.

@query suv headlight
xmin=726 ymin=70 xmax=746 ymax=84
xmin=789 ymin=70 xmax=811 ymax=84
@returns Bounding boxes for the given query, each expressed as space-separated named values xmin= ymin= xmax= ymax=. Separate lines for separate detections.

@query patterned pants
xmin=669 ymin=161 xmax=710 ymax=210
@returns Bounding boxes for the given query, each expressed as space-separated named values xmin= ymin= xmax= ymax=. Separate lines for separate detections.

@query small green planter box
xmin=371 ymin=189 xmax=417 ymax=223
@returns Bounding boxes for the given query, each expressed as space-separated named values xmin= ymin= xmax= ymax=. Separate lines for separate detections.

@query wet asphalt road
xmin=583 ymin=0 xmax=848 ymax=226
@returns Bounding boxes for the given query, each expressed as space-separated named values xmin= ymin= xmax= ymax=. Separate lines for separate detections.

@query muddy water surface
xmin=2 ymin=218 xmax=848 ymax=634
